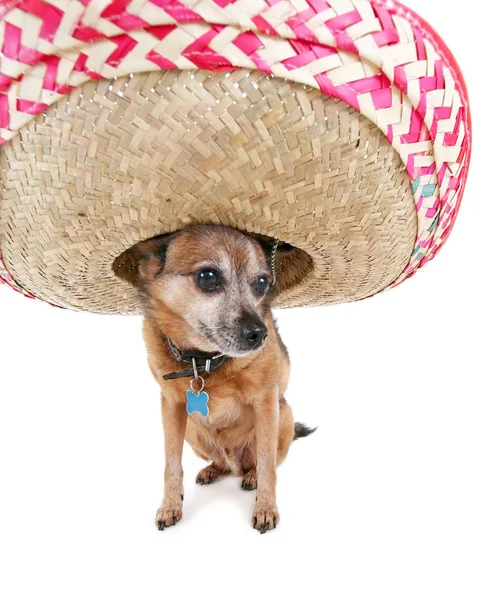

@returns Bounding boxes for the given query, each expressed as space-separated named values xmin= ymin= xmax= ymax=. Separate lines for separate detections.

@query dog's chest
xmin=188 ymin=388 xmax=245 ymax=429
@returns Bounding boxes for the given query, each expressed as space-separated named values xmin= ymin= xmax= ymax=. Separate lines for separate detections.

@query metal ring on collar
xmin=190 ymin=376 xmax=205 ymax=395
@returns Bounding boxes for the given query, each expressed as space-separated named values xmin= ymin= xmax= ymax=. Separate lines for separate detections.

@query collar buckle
xmin=163 ymin=338 xmax=228 ymax=381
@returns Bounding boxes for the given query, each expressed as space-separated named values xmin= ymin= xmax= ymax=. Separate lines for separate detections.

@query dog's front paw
xmin=252 ymin=504 xmax=279 ymax=534
xmin=155 ymin=505 xmax=183 ymax=531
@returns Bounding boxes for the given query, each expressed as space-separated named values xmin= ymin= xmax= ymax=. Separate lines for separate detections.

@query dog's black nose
xmin=239 ymin=316 xmax=268 ymax=349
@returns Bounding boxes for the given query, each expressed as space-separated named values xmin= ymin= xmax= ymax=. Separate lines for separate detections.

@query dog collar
xmin=162 ymin=338 xmax=229 ymax=381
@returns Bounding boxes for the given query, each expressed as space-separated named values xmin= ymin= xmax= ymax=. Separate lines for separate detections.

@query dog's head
xmin=113 ymin=225 xmax=292 ymax=357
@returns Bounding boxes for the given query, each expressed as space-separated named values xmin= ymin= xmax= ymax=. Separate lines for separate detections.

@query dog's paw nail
xmin=156 ymin=507 xmax=182 ymax=529
xmin=181 ymin=494 xmax=184 ymax=501
xmin=252 ymin=517 xmax=257 ymax=528
xmin=252 ymin=507 xmax=279 ymax=533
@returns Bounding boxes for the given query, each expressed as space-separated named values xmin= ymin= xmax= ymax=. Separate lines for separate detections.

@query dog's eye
xmin=197 ymin=269 xmax=221 ymax=291
xmin=256 ymin=275 xmax=270 ymax=294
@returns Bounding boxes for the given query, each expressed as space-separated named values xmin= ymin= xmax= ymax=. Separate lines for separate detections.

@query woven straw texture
xmin=0 ymin=0 xmax=471 ymax=311
xmin=0 ymin=70 xmax=416 ymax=312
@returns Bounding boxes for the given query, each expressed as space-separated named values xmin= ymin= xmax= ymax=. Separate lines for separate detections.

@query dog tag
xmin=186 ymin=389 xmax=209 ymax=417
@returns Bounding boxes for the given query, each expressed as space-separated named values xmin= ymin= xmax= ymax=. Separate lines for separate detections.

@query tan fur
xmin=114 ymin=224 xmax=297 ymax=533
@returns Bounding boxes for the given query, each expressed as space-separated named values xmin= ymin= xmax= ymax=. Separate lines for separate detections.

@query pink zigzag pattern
xmin=0 ymin=0 xmax=472 ymax=304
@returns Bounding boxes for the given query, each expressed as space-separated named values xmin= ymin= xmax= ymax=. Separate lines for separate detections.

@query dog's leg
xmin=242 ymin=402 xmax=294 ymax=492
xmin=155 ymin=395 xmax=187 ymax=530
xmin=252 ymin=386 xmax=280 ymax=533
xmin=277 ymin=401 xmax=295 ymax=466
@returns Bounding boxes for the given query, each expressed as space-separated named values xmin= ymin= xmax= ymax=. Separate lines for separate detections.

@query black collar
xmin=162 ymin=338 xmax=229 ymax=381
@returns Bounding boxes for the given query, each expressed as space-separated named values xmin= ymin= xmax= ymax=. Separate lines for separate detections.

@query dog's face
xmin=114 ymin=225 xmax=290 ymax=357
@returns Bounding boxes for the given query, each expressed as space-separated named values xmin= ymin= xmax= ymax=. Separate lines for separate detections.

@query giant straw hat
xmin=0 ymin=0 xmax=471 ymax=313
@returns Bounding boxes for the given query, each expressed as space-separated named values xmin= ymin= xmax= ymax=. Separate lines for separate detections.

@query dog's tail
xmin=294 ymin=422 xmax=317 ymax=440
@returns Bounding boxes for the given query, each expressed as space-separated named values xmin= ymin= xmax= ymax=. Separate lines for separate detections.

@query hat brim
xmin=1 ymin=70 xmax=416 ymax=313
xmin=0 ymin=0 xmax=471 ymax=312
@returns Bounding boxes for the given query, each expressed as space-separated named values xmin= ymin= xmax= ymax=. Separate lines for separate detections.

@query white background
xmin=0 ymin=1 xmax=477 ymax=599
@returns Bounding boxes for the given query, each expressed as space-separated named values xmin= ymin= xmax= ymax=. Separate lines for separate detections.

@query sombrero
xmin=0 ymin=0 xmax=471 ymax=314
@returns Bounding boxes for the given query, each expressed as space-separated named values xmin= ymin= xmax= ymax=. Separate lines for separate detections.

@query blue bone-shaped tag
xmin=186 ymin=390 xmax=209 ymax=417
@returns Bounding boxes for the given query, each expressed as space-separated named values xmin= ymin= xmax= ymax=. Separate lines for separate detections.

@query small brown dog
xmin=113 ymin=224 xmax=315 ymax=533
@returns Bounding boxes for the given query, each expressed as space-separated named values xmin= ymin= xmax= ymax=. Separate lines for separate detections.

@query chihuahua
xmin=113 ymin=224 xmax=315 ymax=533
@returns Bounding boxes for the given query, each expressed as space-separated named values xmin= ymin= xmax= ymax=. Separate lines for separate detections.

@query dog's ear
xmin=274 ymin=242 xmax=295 ymax=262
xmin=112 ymin=233 xmax=172 ymax=287
xmin=254 ymin=236 xmax=295 ymax=272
